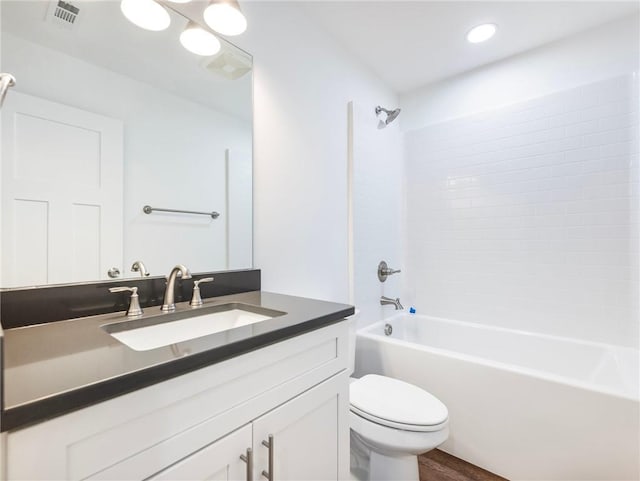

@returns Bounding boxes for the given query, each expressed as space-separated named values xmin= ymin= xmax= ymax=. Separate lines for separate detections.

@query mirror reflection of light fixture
xmin=203 ymin=0 xmax=247 ymax=36
xmin=120 ymin=0 xmax=170 ymax=31
xmin=180 ymin=22 xmax=221 ymax=56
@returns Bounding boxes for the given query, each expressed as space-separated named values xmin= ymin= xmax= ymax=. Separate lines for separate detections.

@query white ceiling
xmin=301 ymin=1 xmax=640 ymax=93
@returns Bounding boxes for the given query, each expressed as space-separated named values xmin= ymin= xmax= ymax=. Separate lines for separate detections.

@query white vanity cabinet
xmin=4 ymin=322 xmax=349 ymax=481
xmin=251 ymin=373 xmax=343 ymax=481
xmin=148 ymin=376 xmax=343 ymax=481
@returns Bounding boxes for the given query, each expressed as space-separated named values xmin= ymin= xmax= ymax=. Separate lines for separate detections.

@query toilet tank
xmin=347 ymin=310 xmax=360 ymax=375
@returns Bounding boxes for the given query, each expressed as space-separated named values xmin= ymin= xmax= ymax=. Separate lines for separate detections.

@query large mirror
xmin=0 ymin=0 xmax=253 ymax=288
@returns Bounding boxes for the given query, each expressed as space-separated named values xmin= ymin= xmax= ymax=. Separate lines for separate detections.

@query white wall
xmin=401 ymin=15 xmax=639 ymax=130
xmin=401 ymin=16 xmax=639 ymax=347
xmin=2 ymin=33 xmax=252 ymax=278
xmin=350 ymin=102 xmax=404 ymax=326
xmin=234 ymin=2 xmax=401 ymax=306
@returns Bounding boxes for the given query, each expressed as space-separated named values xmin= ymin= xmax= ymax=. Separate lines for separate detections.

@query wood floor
xmin=419 ymin=450 xmax=508 ymax=481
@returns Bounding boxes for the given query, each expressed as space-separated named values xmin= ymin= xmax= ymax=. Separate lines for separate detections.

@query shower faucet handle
xmin=378 ymin=260 xmax=401 ymax=282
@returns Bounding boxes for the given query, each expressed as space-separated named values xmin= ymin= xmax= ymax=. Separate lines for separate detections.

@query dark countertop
xmin=1 ymin=291 xmax=354 ymax=432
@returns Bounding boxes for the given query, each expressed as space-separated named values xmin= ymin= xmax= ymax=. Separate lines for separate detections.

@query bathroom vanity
xmin=0 ymin=282 xmax=354 ymax=480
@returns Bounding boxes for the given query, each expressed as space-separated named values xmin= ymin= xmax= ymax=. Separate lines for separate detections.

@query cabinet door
xmin=252 ymin=374 xmax=349 ymax=481
xmin=148 ymin=425 xmax=252 ymax=481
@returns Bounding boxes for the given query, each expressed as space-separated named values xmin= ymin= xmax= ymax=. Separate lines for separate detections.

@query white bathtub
xmin=354 ymin=314 xmax=640 ymax=481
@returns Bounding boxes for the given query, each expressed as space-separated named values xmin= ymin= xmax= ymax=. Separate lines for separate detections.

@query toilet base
xmin=350 ymin=430 xmax=421 ymax=481
xmin=370 ymin=451 xmax=418 ymax=481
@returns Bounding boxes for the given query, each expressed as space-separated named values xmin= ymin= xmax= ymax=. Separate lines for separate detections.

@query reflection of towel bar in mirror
xmin=143 ymin=205 xmax=220 ymax=219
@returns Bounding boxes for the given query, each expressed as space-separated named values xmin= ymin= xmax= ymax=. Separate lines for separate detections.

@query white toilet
xmin=348 ymin=316 xmax=449 ymax=481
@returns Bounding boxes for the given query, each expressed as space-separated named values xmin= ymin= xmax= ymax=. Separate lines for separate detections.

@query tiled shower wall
xmin=404 ymin=75 xmax=639 ymax=347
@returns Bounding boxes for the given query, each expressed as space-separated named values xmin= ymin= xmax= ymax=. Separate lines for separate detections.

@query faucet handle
xmin=109 ymin=286 xmax=143 ymax=317
xmin=191 ymin=277 xmax=214 ymax=307
xmin=194 ymin=277 xmax=214 ymax=287
xmin=378 ymin=261 xmax=401 ymax=282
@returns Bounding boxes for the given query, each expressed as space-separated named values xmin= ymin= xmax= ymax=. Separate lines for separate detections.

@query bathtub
xmin=354 ymin=314 xmax=640 ymax=481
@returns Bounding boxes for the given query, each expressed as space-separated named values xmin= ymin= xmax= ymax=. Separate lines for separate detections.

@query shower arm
xmin=0 ymin=73 xmax=16 ymax=108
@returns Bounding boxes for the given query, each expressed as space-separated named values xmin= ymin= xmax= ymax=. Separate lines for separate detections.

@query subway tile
xmin=566 ymin=119 xmax=600 ymax=137
xmin=551 ymin=161 xmax=583 ymax=177
xmin=584 ymin=128 xmax=635 ymax=148
xmin=564 ymin=146 xmax=600 ymax=163
xmin=599 ymin=112 xmax=639 ymax=130
xmin=583 ymin=182 xmax=632 ymax=199
xmin=405 ymin=75 xmax=638 ymax=348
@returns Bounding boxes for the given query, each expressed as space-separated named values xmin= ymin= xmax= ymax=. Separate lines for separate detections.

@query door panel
xmin=225 ymin=148 xmax=252 ymax=270
xmin=253 ymin=377 xmax=345 ymax=481
xmin=1 ymin=91 xmax=123 ymax=286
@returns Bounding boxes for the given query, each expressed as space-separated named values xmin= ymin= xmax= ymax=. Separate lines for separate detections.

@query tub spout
xmin=380 ymin=296 xmax=403 ymax=310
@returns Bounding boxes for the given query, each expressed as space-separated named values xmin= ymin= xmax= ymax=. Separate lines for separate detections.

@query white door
xmin=225 ymin=148 xmax=252 ymax=270
xmin=1 ymin=91 xmax=123 ymax=286
xmin=252 ymin=375 xmax=348 ymax=481
xmin=148 ymin=425 xmax=252 ymax=481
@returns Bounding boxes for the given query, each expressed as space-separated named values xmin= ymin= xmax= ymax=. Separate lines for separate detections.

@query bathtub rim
xmin=357 ymin=314 xmax=640 ymax=403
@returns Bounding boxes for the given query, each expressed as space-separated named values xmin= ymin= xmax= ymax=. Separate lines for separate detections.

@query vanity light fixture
xmin=203 ymin=0 xmax=247 ymax=36
xmin=120 ymin=0 xmax=171 ymax=31
xmin=180 ymin=22 xmax=221 ymax=56
xmin=466 ymin=23 xmax=497 ymax=43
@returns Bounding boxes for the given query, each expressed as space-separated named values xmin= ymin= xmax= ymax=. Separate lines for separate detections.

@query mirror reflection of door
xmin=226 ymin=148 xmax=252 ymax=271
xmin=1 ymin=91 xmax=123 ymax=287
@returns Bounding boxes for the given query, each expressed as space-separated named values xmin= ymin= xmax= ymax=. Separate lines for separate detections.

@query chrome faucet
xmin=131 ymin=260 xmax=150 ymax=277
xmin=380 ymin=296 xmax=404 ymax=310
xmin=161 ymin=264 xmax=192 ymax=312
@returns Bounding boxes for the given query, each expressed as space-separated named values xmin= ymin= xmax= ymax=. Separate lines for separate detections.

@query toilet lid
xmin=350 ymin=375 xmax=448 ymax=428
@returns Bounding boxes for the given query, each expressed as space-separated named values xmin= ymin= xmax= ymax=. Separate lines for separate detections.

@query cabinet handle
xmin=261 ymin=435 xmax=274 ymax=481
xmin=240 ymin=447 xmax=253 ymax=481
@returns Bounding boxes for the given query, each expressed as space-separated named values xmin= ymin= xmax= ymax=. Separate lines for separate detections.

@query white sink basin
xmin=103 ymin=303 xmax=284 ymax=351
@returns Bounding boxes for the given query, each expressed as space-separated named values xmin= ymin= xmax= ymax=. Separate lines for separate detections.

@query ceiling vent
xmin=46 ymin=0 xmax=80 ymax=30
xmin=201 ymin=47 xmax=252 ymax=80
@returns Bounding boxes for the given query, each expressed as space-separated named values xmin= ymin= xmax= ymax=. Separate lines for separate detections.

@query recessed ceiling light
xmin=120 ymin=0 xmax=170 ymax=31
xmin=466 ymin=23 xmax=497 ymax=44
xmin=180 ymin=23 xmax=221 ymax=56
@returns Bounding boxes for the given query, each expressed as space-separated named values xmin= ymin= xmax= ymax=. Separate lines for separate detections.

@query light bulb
xmin=120 ymin=0 xmax=170 ymax=31
xmin=180 ymin=23 xmax=221 ymax=56
xmin=466 ymin=23 xmax=497 ymax=44
xmin=203 ymin=0 xmax=247 ymax=36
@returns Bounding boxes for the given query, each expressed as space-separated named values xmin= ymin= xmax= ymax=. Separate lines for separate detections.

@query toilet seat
xmin=350 ymin=375 xmax=448 ymax=432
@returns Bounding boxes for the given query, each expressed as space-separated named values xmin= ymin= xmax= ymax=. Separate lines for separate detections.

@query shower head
xmin=375 ymin=105 xmax=401 ymax=126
